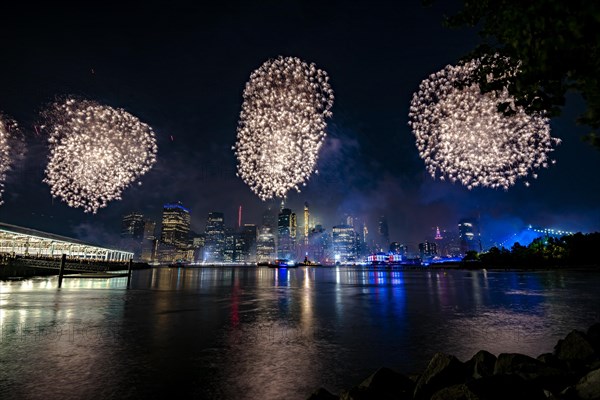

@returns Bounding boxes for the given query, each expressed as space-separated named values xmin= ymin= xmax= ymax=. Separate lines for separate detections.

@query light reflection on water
xmin=0 ymin=267 xmax=599 ymax=400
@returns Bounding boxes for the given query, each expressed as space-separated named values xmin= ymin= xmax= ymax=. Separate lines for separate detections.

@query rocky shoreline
xmin=308 ymin=323 xmax=600 ymax=400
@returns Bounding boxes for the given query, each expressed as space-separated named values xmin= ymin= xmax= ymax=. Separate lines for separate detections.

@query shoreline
xmin=2 ymin=263 xmax=599 ymax=280
xmin=308 ymin=323 xmax=600 ymax=400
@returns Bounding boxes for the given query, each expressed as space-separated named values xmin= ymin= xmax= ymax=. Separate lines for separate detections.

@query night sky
xmin=1 ymin=0 xmax=599 ymax=248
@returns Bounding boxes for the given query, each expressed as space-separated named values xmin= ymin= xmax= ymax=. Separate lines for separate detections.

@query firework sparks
xmin=408 ymin=58 xmax=560 ymax=190
xmin=43 ymin=98 xmax=158 ymax=213
xmin=233 ymin=56 xmax=334 ymax=200
xmin=0 ymin=115 xmax=23 ymax=205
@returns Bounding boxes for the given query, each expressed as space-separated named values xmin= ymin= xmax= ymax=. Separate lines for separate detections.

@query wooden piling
xmin=127 ymin=258 xmax=133 ymax=288
xmin=58 ymin=254 xmax=66 ymax=288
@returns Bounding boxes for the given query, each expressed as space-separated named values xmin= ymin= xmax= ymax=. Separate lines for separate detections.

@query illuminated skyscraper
xmin=303 ymin=202 xmax=310 ymax=245
xmin=257 ymin=227 xmax=276 ymax=262
xmin=278 ymin=208 xmax=296 ymax=259
xmin=390 ymin=242 xmax=407 ymax=255
xmin=332 ymin=224 xmax=356 ymax=263
xmin=205 ymin=212 xmax=225 ymax=262
xmin=459 ymin=218 xmax=481 ymax=253
xmin=419 ymin=241 xmax=437 ymax=259
xmin=160 ymin=202 xmax=191 ymax=248
xmin=239 ymin=224 xmax=257 ymax=262
xmin=121 ymin=213 xmax=145 ymax=240
xmin=309 ymin=225 xmax=330 ymax=263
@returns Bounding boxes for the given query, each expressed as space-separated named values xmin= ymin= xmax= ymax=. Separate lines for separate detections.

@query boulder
xmin=414 ymin=353 xmax=466 ymax=400
xmin=339 ymin=387 xmax=368 ymax=400
xmin=494 ymin=353 xmax=572 ymax=392
xmin=358 ymin=367 xmax=414 ymax=399
xmin=588 ymin=323 xmax=600 ymax=352
xmin=554 ymin=330 xmax=596 ymax=363
xmin=494 ymin=353 xmax=543 ymax=378
xmin=467 ymin=374 xmax=547 ymax=400
xmin=465 ymin=350 xmax=496 ymax=379
xmin=431 ymin=384 xmax=480 ymax=400
xmin=307 ymin=387 xmax=339 ymax=400
xmin=537 ymin=353 xmax=563 ymax=369
xmin=575 ymin=368 xmax=600 ymax=400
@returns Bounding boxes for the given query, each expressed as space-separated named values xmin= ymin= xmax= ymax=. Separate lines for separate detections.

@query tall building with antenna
xmin=303 ymin=202 xmax=310 ymax=245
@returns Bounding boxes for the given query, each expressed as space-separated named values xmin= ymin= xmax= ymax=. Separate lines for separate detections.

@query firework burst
xmin=408 ymin=58 xmax=560 ymax=190
xmin=0 ymin=115 xmax=23 ymax=205
xmin=233 ymin=56 xmax=334 ymax=200
xmin=43 ymin=98 xmax=158 ymax=213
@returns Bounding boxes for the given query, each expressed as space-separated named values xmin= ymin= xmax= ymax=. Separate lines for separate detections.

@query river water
xmin=1 ymin=267 xmax=599 ymax=399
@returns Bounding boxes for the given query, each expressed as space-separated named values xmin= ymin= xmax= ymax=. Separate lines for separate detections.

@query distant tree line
xmin=464 ymin=232 xmax=600 ymax=268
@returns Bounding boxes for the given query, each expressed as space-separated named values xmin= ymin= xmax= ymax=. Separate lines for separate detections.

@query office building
xmin=205 ymin=212 xmax=225 ymax=262
xmin=160 ymin=202 xmax=191 ymax=248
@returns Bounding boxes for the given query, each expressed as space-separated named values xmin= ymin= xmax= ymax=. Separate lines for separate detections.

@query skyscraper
xmin=143 ymin=219 xmax=156 ymax=240
xmin=278 ymin=208 xmax=296 ymax=259
xmin=303 ymin=202 xmax=310 ymax=245
xmin=121 ymin=213 xmax=145 ymax=240
xmin=239 ymin=224 xmax=257 ymax=262
xmin=262 ymin=208 xmax=277 ymax=235
xmin=378 ymin=215 xmax=390 ymax=251
xmin=141 ymin=219 xmax=157 ymax=263
xmin=458 ymin=218 xmax=481 ymax=253
xmin=332 ymin=224 xmax=357 ymax=263
xmin=419 ymin=241 xmax=437 ymax=259
xmin=309 ymin=225 xmax=330 ymax=264
xmin=205 ymin=212 xmax=225 ymax=262
xmin=160 ymin=202 xmax=191 ymax=248
xmin=257 ymin=226 xmax=276 ymax=263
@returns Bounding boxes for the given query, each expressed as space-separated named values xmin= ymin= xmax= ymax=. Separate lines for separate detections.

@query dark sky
xmin=0 ymin=0 xmax=599 ymax=247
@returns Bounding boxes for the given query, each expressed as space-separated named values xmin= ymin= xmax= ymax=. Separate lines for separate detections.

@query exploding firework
xmin=408 ymin=59 xmax=560 ymax=190
xmin=0 ymin=115 xmax=23 ymax=205
xmin=43 ymin=98 xmax=158 ymax=213
xmin=233 ymin=56 xmax=334 ymax=200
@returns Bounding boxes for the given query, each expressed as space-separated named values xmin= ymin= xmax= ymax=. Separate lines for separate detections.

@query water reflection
xmin=0 ymin=268 xmax=599 ymax=399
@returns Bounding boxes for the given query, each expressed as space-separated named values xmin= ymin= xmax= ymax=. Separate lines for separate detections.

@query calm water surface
xmin=1 ymin=267 xmax=599 ymax=399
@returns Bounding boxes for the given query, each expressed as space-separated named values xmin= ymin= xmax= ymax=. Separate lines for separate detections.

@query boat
xmin=267 ymin=259 xmax=298 ymax=268
xmin=297 ymin=256 xmax=322 ymax=267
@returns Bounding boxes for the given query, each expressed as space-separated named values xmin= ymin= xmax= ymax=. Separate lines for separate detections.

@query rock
xmin=588 ymin=323 xmax=600 ymax=352
xmin=339 ymin=387 xmax=368 ymax=400
xmin=431 ymin=384 xmax=480 ymax=400
xmin=537 ymin=353 xmax=564 ymax=369
xmin=407 ymin=373 xmax=421 ymax=383
xmin=554 ymin=330 xmax=596 ymax=363
xmin=494 ymin=353 xmax=572 ymax=393
xmin=542 ymin=389 xmax=559 ymax=399
xmin=358 ymin=367 xmax=414 ymax=399
xmin=467 ymin=374 xmax=547 ymax=400
xmin=465 ymin=350 xmax=496 ymax=379
xmin=414 ymin=353 xmax=466 ymax=400
xmin=307 ymin=387 xmax=339 ymax=400
xmin=575 ymin=368 xmax=600 ymax=400
xmin=494 ymin=353 xmax=543 ymax=378
xmin=560 ymin=385 xmax=577 ymax=399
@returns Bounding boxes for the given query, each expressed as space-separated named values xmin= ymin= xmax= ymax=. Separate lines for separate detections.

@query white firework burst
xmin=233 ymin=56 xmax=334 ymax=200
xmin=0 ymin=115 xmax=22 ymax=205
xmin=43 ymin=98 xmax=158 ymax=213
xmin=408 ymin=58 xmax=560 ymax=190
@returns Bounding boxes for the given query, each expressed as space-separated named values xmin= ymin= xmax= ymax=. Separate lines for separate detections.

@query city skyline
xmin=115 ymin=198 xmax=583 ymax=266
xmin=0 ymin=1 xmax=599 ymax=249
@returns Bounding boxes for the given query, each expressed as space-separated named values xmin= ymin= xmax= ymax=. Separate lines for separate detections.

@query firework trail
xmin=233 ymin=56 xmax=334 ymax=200
xmin=408 ymin=58 xmax=560 ymax=190
xmin=43 ymin=98 xmax=158 ymax=213
xmin=0 ymin=115 xmax=23 ymax=205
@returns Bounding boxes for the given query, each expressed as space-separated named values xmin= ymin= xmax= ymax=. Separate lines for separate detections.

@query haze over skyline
xmin=0 ymin=0 xmax=599 ymax=247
